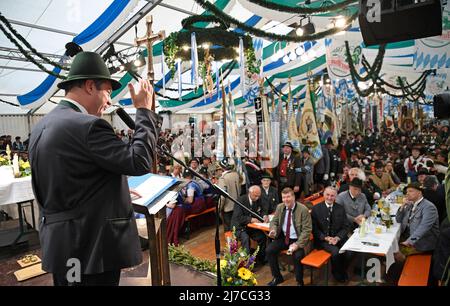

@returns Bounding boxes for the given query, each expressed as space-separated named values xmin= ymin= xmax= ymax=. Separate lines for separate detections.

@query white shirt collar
xmin=413 ymin=197 xmax=424 ymax=208
xmin=63 ymin=98 xmax=88 ymax=114
xmin=325 ymin=202 xmax=333 ymax=209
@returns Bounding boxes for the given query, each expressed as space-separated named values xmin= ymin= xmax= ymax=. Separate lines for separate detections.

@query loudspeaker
xmin=359 ymin=0 xmax=443 ymax=46
xmin=433 ymin=92 xmax=450 ymax=119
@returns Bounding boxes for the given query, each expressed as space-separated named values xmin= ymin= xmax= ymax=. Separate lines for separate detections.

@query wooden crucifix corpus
xmin=135 ymin=15 xmax=165 ymax=110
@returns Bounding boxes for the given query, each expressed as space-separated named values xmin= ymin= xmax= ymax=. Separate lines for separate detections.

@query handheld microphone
xmin=115 ymin=107 xmax=135 ymax=130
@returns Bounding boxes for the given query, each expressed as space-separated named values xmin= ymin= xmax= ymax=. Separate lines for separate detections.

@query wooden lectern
xmin=128 ymin=175 xmax=181 ymax=286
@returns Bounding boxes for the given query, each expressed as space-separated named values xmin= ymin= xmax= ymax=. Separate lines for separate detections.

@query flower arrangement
xmin=0 ymin=155 xmax=9 ymax=166
xmin=19 ymin=159 xmax=31 ymax=177
xmin=220 ymin=229 xmax=259 ymax=286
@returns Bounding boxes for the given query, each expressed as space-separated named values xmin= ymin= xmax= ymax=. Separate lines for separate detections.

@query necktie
xmin=327 ymin=206 xmax=333 ymax=237
xmin=285 ymin=208 xmax=292 ymax=245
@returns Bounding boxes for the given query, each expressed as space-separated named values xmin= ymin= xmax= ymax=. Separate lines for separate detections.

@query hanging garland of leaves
xmin=0 ymin=13 xmax=69 ymax=72
xmin=163 ymin=29 xmax=253 ymax=75
xmin=193 ymin=0 xmax=358 ymax=43
xmin=244 ymin=0 xmax=358 ymax=14
xmin=155 ymin=60 xmax=237 ymax=101
xmin=345 ymin=40 xmax=432 ymax=102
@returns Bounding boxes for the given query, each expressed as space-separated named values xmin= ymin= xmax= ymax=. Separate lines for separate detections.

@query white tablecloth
xmin=339 ymin=220 xmax=402 ymax=272
xmin=0 ymin=176 xmax=34 ymax=206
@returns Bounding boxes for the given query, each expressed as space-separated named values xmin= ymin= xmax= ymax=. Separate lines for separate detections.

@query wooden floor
xmin=0 ymin=224 xmax=395 ymax=286
xmin=180 ymin=225 xmax=390 ymax=286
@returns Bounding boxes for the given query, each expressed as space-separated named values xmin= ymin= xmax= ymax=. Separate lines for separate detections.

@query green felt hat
xmin=57 ymin=51 xmax=121 ymax=90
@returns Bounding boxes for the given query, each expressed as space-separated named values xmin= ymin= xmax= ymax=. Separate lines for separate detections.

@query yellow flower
xmin=238 ymin=267 xmax=252 ymax=280
xmin=220 ymin=259 xmax=227 ymax=270
xmin=227 ymin=277 xmax=233 ymax=282
xmin=21 ymin=161 xmax=30 ymax=169
xmin=252 ymin=278 xmax=257 ymax=285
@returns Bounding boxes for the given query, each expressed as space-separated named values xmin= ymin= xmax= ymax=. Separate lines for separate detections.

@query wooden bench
xmin=301 ymin=249 xmax=332 ymax=285
xmin=184 ymin=207 xmax=216 ymax=239
xmin=398 ymin=254 xmax=432 ymax=286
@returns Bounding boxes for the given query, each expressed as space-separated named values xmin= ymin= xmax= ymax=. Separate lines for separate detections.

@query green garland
xmin=0 ymin=13 xmax=69 ymax=72
xmin=155 ymin=60 xmax=237 ymax=101
xmin=244 ymin=0 xmax=358 ymax=14
xmin=168 ymin=244 xmax=216 ymax=273
xmin=163 ymin=26 xmax=254 ymax=76
xmin=182 ymin=15 xmax=229 ymax=31
xmin=345 ymin=40 xmax=430 ymax=102
xmin=193 ymin=0 xmax=359 ymax=42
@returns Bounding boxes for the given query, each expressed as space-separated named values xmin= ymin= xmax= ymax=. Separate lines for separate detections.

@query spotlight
xmin=65 ymin=42 xmax=83 ymax=57
xmin=202 ymin=43 xmax=210 ymax=49
xmin=133 ymin=52 xmax=146 ymax=67
xmin=282 ymin=55 xmax=290 ymax=64
xmin=335 ymin=17 xmax=347 ymax=28
xmin=271 ymin=54 xmax=279 ymax=62
xmin=296 ymin=17 xmax=315 ymax=37
xmin=182 ymin=45 xmax=190 ymax=51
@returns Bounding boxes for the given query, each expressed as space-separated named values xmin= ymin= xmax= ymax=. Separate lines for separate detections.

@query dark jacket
xmin=29 ymin=102 xmax=161 ymax=274
xmin=260 ymin=185 xmax=279 ymax=214
xmin=424 ymin=185 xmax=447 ymax=224
xmin=274 ymin=153 xmax=301 ymax=188
xmin=231 ymin=194 xmax=266 ymax=231
xmin=311 ymin=202 xmax=350 ymax=247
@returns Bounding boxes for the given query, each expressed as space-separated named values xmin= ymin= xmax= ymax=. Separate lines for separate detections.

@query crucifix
xmin=135 ymin=15 xmax=165 ymax=111
xmin=132 ymin=15 xmax=170 ymax=287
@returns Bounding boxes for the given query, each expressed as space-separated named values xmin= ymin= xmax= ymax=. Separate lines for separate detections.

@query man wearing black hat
xmin=29 ymin=52 xmax=162 ymax=286
xmin=260 ymin=173 xmax=279 ymax=214
xmin=395 ymin=182 xmax=439 ymax=257
xmin=336 ymin=178 xmax=371 ymax=229
xmin=274 ymin=142 xmax=301 ymax=198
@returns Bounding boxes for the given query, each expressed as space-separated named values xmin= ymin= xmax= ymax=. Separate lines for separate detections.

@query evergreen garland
xmin=345 ymin=40 xmax=432 ymax=103
xmin=193 ymin=0 xmax=358 ymax=42
xmin=244 ymin=0 xmax=358 ymax=14
xmin=155 ymin=60 xmax=237 ymax=101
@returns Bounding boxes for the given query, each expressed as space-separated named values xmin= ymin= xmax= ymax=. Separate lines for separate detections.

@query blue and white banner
xmin=17 ymin=0 xmax=139 ymax=109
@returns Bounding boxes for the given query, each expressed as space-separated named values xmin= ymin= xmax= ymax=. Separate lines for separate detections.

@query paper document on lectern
xmin=128 ymin=173 xmax=179 ymax=215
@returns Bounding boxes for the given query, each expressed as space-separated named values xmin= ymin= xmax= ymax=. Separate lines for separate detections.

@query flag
xmin=298 ymin=83 xmax=323 ymax=164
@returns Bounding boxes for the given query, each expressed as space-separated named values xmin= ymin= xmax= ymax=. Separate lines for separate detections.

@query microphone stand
xmin=158 ymin=145 xmax=264 ymax=286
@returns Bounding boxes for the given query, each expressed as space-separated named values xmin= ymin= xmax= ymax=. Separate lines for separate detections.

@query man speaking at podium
xmin=28 ymin=52 xmax=161 ymax=286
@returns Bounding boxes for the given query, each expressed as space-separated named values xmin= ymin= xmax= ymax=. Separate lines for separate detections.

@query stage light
xmin=182 ymin=45 xmax=190 ymax=51
xmin=271 ymin=54 xmax=279 ymax=62
xmin=335 ymin=17 xmax=347 ymax=28
xmin=133 ymin=52 xmax=146 ymax=67
xmin=202 ymin=43 xmax=210 ymax=49
xmin=296 ymin=27 xmax=304 ymax=36
xmin=282 ymin=55 xmax=290 ymax=64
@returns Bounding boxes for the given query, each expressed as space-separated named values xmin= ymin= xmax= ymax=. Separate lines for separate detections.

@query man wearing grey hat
xmin=29 ymin=52 xmax=161 ymax=286
xmin=396 ymin=182 xmax=440 ymax=257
